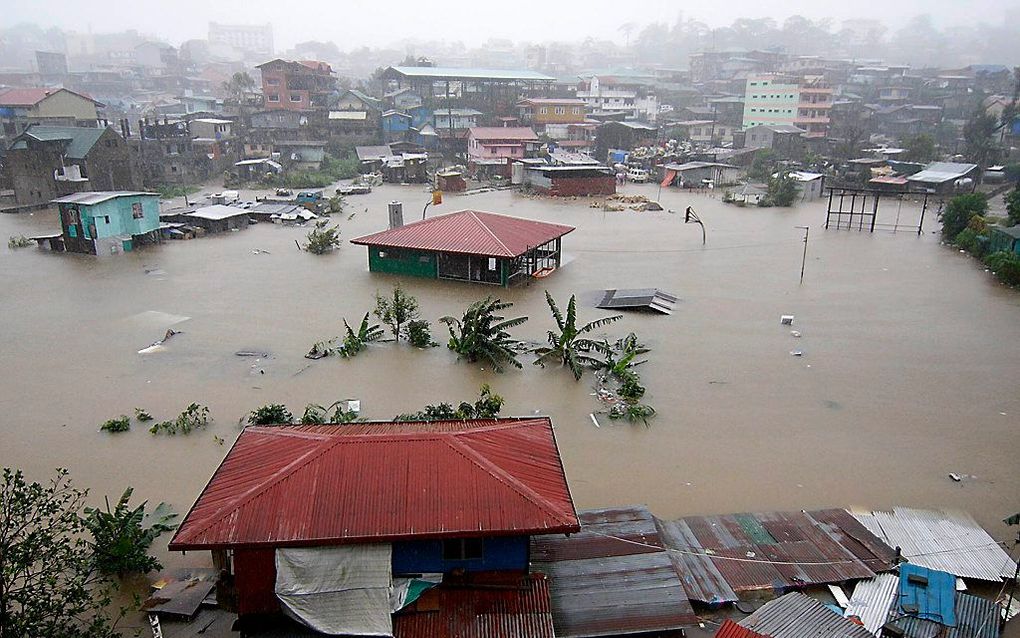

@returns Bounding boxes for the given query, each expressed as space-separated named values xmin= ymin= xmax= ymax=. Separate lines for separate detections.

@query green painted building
xmin=988 ymin=225 xmax=1020 ymax=255
xmin=51 ymin=191 xmax=161 ymax=256
xmin=351 ymin=209 xmax=574 ymax=287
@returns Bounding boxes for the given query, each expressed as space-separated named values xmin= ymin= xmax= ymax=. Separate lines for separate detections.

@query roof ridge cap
xmin=468 ymin=211 xmax=514 ymax=257
xmin=174 ymin=430 xmax=343 ymax=544
xmin=443 ymin=425 xmax=574 ymax=527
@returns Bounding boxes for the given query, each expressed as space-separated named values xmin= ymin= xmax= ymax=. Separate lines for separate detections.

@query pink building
xmin=467 ymin=127 xmax=540 ymax=160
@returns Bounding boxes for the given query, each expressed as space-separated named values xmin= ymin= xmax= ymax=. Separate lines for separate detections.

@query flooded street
xmin=2 ymin=181 xmax=1019 ymax=577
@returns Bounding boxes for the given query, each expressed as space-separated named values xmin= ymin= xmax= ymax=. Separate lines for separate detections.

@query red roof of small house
xmin=0 ymin=87 xmax=101 ymax=107
xmin=350 ymin=209 xmax=574 ymax=258
xmin=394 ymin=574 xmax=554 ymax=638
xmin=714 ymin=620 xmax=769 ymax=638
xmin=468 ymin=126 xmax=539 ymax=141
xmin=168 ymin=419 xmax=579 ymax=550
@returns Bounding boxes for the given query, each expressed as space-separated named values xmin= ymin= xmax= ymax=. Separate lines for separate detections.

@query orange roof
xmin=168 ymin=419 xmax=579 ymax=550
xmin=351 ymin=209 xmax=574 ymax=257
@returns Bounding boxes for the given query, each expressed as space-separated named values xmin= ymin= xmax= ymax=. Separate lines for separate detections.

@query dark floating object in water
xmin=596 ymin=288 xmax=678 ymax=315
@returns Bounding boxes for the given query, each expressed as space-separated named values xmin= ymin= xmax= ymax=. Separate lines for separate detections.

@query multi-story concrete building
xmin=256 ymin=59 xmax=336 ymax=111
xmin=576 ymin=76 xmax=658 ymax=122
xmin=208 ymin=23 xmax=273 ymax=59
xmin=741 ymin=74 xmax=832 ymax=137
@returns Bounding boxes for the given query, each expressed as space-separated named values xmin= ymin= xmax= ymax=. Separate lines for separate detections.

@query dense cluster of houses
xmin=141 ymin=415 xmax=1018 ymax=638
xmin=3 ymin=38 xmax=1019 ymax=211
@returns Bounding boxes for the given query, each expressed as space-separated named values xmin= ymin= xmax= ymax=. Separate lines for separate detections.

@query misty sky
xmin=11 ymin=0 xmax=1020 ymax=50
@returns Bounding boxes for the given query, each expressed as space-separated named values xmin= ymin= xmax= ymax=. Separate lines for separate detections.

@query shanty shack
xmin=167 ymin=418 xmax=579 ymax=637
xmin=350 ymin=209 xmax=574 ymax=285
xmin=51 ymin=191 xmax=160 ymax=255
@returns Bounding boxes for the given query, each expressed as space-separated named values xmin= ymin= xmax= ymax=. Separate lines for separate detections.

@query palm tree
xmin=534 ymin=292 xmax=621 ymax=380
xmin=440 ymin=298 xmax=528 ymax=372
xmin=600 ymin=332 xmax=650 ymax=379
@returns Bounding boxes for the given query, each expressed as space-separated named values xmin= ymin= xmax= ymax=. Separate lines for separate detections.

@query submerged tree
xmin=0 ymin=468 xmax=119 ymax=638
xmin=374 ymin=285 xmax=420 ymax=341
xmin=393 ymin=385 xmax=505 ymax=421
xmin=534 ymin=292 xmax=621 ymax=380
xmin=441 ymin=298 xmax=528 ymax=372
xmin=305 ymin=220 xmax=342 ymax=254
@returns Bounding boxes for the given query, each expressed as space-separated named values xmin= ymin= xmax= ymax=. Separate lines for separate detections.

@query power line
xmin=581 ymin=527 xmax=1014 ymax=568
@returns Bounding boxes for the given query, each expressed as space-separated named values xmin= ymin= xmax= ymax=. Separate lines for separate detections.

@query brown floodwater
xmin=2 ymin=182 xmax=1018 ymax=594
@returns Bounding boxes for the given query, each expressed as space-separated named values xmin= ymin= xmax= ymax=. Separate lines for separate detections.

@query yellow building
xmin=518 ymin=98 xmax=588 ymax=126
xmin=0 ymin=87 xmax=102 ymax=139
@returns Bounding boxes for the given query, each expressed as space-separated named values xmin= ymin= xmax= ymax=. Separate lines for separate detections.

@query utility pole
xmin=796 ymin=226 xmax=809 ymax=284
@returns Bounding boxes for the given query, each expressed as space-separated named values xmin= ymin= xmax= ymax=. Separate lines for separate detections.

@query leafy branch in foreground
xmin=0 ymin=467 xmax=119 ymax=638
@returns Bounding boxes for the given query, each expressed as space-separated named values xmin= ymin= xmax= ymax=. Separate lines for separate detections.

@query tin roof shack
xmin=274 ymin=140 xmax=325 ymax=171
xmin=167 ymin=419 xmax=579 ymax=637
xmin=52 ymin=191 xmax=160 ymax=255
xmin=662 ymin=162 xmax=743 ymax=188
xmin=524 ymin=165 xmax=616 ymax=197
xmin=531 ymin=506 xmax=697 ymax=638
xmin=594 ymin=121 xmax=657 ymax=164
xmin=7 ymin=125 xmax=138 ymax=206
xmin=351 ymin=209 xmax=574 ymax=286
xmin=789 ymin=170 xmax=825 ymax=200
xmin=739 ymin=124 xmax=807 ymax=160
xmin=177 ymin=204 xmax=250 ymax=233
xmin=906 ymin=162 xmax=980 ymax=194
xmin=989 ymin=225 xmax=1020 ymax=255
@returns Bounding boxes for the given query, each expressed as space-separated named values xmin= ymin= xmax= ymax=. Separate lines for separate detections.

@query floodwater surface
xmin=2 ymin=182 xmax=1019 ymax=578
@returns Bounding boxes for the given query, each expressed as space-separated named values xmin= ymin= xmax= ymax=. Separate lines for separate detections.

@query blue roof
xmin=897 ymin=564 xmax=956 ymax=626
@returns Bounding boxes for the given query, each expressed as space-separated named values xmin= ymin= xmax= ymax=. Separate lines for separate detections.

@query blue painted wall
xmin=383 ymin=113 xmax=412 ymax=134
xmin=391 ymin=536 xmax=529 ymax=574
xmin=73 ymin=194 xmax=160 ymax=239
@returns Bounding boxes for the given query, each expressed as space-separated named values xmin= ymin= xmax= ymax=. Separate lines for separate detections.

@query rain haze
xmin=2 ymin=1 xmax=1020 ymax=638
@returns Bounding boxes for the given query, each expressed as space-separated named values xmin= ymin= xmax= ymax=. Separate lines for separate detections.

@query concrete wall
xmin=33 ymin=90 xmax=98 ymax=121
xmin=534 ymin=174 xmax=616 ymax=197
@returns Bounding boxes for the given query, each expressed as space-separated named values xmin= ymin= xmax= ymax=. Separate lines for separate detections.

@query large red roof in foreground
xmin=350 ymin=209 xmax=574 ymax=258
xmin=168 ymin=419 xmax=579 ymax=550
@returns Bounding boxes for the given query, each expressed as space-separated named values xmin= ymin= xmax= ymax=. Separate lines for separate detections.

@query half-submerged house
xmin=50 ymin=191 xmax=160 ymax=255
xmin=168 ymin=418 xmax=579 ymax=637
xmin=350 ymin=209 xmax=574 ymax=285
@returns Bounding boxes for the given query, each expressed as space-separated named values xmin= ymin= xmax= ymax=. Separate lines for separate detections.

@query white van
xmin=627 ymin=168 xmax=649 ymax=183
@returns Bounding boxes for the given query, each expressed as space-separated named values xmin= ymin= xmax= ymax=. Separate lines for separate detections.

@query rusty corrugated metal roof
xmin=714 ymin=619 xmax=769 ymax=638
xmin=350 ymin=210 xmax=574 ymax=258
xmin=168 ymin=419 xmax=579 ymax=550
xmin=394 ymin=574 xmax=554 ymax=638
xmin=657 ymin=509 xmax=894 ymax=604
xmin=531 ymin=506 xmax=697 ymax=638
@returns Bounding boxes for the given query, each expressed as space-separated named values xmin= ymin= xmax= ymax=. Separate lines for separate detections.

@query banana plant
xmin=534 ymin=291 xmax=621 ymax=380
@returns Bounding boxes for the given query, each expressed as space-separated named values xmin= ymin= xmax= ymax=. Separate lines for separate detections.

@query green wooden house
xmin=350 ymin=209 xmax=574 ymax=286
xmin=51 ymin=191 xmax=161 ymax=255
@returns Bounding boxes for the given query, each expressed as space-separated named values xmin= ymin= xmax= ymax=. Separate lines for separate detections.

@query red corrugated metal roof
xmin=168 ymin=419 xmax=579 ymax=550
xmin=468 ymin=127 xmax=539 ymax=141
xmin=350 ymin=210 xmax=574 ymax=258
xmin=715 ymin=620 xmax=769 ymax=638
xmin=394 ymin=574 xmax=555 ymax=638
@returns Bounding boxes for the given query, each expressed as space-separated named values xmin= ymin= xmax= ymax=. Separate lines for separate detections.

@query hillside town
xmin=1 ymin=8 xmax=1020 ymax=638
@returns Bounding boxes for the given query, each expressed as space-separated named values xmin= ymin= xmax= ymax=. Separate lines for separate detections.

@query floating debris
xmin=139 ymin=329 xmax=180 ymax=354
xmin=781 ymin=315 xmax=795 ymax=325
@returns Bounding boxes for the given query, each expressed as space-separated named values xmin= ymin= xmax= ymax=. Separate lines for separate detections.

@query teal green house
xmin=988 ymin=225 xmax=1020 ymax=255
xmin=51 ymin=191 xmax=161 ymax=256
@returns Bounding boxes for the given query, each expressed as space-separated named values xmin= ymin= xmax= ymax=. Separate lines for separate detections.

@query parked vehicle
xmin=627 ymin=168 xmax=649 ymax=183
